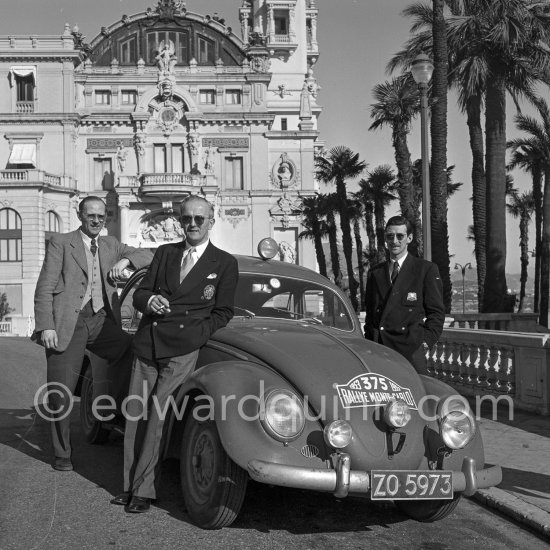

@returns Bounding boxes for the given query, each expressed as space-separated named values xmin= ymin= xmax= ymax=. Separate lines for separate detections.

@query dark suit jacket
xmin=364 ymin=254 xmax=445 ymax=363
xmin=34 ymin=230 xmax=153 ymax=352
xmin=132 ymin=241 xmax=238 ymax=361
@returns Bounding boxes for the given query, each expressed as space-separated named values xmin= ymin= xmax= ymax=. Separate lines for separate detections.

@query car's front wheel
xmin=180 ymin=406 xmax=247 ymax=529
xmin=79 ymin=363 xmax=110 ymax=444
xmin=395 ymin=493 xmax=461 ymax=522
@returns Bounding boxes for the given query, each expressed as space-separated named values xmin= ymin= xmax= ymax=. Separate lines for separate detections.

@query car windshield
xmin=234 ymin=273 xmax=354 ymax=331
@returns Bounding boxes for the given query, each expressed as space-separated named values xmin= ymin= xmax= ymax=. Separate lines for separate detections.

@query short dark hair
xmin=385 ymin=215 xmax=412 ymax=235
xmin=79 ymin=196 xmax=106 ymax=214
xmin=180 ymin=195 xmax=214 ymax=218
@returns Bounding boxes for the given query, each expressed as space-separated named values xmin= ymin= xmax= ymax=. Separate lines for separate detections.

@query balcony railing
xmin=271 ymin=34 xmax=291 ymax=43
xmin=16 ymin=101 xmax=35 ymax=113
xmin=0 ymin=169 xmax=64 ymax=187
xmin=0 ymin=321 xmax=12 ymax=334
xmin=427 ymin=327 xmax=550 ymax=415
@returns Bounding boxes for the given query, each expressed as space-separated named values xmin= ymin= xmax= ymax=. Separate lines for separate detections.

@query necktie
xmin=90 ymin=238 xmax=97 ymax=257
xmin=180 ymin=247 xmax=196 ymax=283
xmin=391 ymin=261 xmax=399 ymax=284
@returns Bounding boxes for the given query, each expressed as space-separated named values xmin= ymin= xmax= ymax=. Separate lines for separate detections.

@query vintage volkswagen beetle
xmin=78 ymin=241 xmax=501 ymax=529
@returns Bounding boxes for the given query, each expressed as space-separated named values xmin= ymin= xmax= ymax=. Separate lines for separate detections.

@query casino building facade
xmin=0 ymin=0 xmax=323 ymax=331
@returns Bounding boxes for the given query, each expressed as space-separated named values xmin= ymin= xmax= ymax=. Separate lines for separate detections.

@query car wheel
xmin=180 ymin=407 xmax=247 ymax=529
xmin=79 ymin=363 xmax=110 ymax=444
xmin=395 ymin=493 xmax=461 ymax=522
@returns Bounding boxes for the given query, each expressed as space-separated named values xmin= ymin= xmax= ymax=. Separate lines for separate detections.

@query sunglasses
xmin=180 ymin=215 xmax=212 ymax=226
xmin=385 ymin=233 xmax=407 ymax=241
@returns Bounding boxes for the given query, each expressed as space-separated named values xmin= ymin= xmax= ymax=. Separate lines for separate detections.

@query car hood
xmin=215 ymin=319 xmax=426 ymax=418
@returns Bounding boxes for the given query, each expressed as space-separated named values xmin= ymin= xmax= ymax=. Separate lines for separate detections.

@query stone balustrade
xmin=448 ymin=313 xmax=543 ymax=332
xmin=429 ymin=328 xmax=550 ymax=415
xmin=272 ymin=34 xmax=291 ymax=43
xmin=16 ymin=101 xmax=35 ymax=113
xmin=0 ymin=169 xmax=66 ymax=186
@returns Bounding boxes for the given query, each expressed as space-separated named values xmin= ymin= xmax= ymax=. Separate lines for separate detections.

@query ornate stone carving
xmin=270 ymin=153 xmax=299 ymax=189
xmin=140 ymin=214 xmax=185 ymax=243
xmin=274 ymin=83 xmax=291 ymax=98
xmin=269 ymin=191 xmax=302 ymax=229
xmin=156 ymin=41 xmax=177 ymax=75
xmin=116 ymin=146 xmax=128 ymax=172
xmin=278 ymin=241 xmax=296 ymax=263
xmin=305 ymin=68 xmax=321 ymax=98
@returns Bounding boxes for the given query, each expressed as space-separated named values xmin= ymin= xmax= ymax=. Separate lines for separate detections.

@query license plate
xmin=370 ymin=470 xmax=453 ymax=500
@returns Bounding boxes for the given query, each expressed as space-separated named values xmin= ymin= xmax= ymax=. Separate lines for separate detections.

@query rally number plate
xmin=370 ymin=470 xmax=453 ymax=500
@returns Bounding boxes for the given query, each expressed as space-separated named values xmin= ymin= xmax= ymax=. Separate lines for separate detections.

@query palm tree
xmin=357 ymin=165 xmax=398 ymax=254
xmin=317 ymin=193 xmax=342 ymax=288
xmin=506 ymin=189 xmax=535 ymax=312
xmin=298 ymin=195 xmax=328 ymax=278
xmin=448 ymin=0 xmax=550 ymax=312
xmin=315 ymin=146 xmax=366 ymax=311
xmin=389 ymin=0 xmax=487 ymax=311
xmin=369 ymin=76 xmax=422 ymax=256
xmin=507 ymin=142 xmax=544 ymax=314
xmin=508 ymin=96 xmax=550 ymax=325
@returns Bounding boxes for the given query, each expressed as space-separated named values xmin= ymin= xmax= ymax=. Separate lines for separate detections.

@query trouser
xmin=123 ymin=350 xmax=199 ymax=500
xmin=46 ymin=302 xmax=132 ymax=458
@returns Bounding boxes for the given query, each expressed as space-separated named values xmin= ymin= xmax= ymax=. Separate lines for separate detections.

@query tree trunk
xmin=364 ymin=203 xmax=377 ymax=256
xmin=327 ymin=211 xmax=342 ymax=288
xmin=532 ymin=167 xmax=543 ymax=314
xmin=518 ymin=214 xmax=530 ymax=313
xmin=393 ymin=127 xmax=421 ymax=256
xmin=353 ymin=219 xmax=365 ymax=310
xmin=483 ymin=77 xmax=508 ymax=312
xmin=313 ymin=227 xmax=327 ymax=279
xmin=374 ymin=201 xmax=386 ymax=253
xmin=430 ymin=0 xmax=451 ymax=312
xmin=336 ymin=178 xmax=359 ymax=311
xmin=540 ymin=167 xmax=550 ymax=327
xmin=466 ymin=95 xmax=486 ymax=312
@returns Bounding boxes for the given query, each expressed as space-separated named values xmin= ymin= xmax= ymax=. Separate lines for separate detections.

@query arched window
xmin=45 ymin=210 xmax=60 ymax=243
xmin=0 ymin=208 xmax=22 ymax=262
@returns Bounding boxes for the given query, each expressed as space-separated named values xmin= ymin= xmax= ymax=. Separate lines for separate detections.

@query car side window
xmin=120 ymin=276 xmax=143 ymax=334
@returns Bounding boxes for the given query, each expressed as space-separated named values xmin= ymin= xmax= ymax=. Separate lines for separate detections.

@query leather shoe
xmin=126 ymin=496 xmax=151 ymax=513
xmin=53 ymin=457 xmax=73 ymax=471
xmin=111 ymin=492 xmax=131 ymax=506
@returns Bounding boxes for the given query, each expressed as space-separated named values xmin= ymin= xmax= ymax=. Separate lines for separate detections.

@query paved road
xmin=0 ymin=338 xmax=547 ymax=550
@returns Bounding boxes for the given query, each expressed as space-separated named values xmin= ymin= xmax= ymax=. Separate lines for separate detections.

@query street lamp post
xmin=411 ymin=54 xmax=434 ymax=261
xmin=455 ymin=262 xmax=472 ymax=314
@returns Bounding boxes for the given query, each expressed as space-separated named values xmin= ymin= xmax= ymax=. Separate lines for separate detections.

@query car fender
xmin=420 ymin=375 xmax=485 ymax=468
xmin=173 ymin=360 xmax=331 ymax=471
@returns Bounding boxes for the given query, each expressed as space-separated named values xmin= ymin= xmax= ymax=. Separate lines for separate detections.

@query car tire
xmin=180 ymin=407 xmax=248 ymax=529
xmin=79 ymin=363 xmax=110 ymax=444
xmin=395 ymin=493 xmax=461 ymax=522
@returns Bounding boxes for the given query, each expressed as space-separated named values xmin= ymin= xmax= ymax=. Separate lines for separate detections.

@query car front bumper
xmin=248 ymin=455 xmax=502 ymax=499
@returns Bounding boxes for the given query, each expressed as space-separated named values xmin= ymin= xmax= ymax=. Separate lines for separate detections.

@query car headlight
xmin=438 ymin=398 xmax=476 ymax=449
xmin=383 ymin=400 xmax=412 ymax=428
xmin=323 ymin=420 xmax=353 ymax=449
xmin=261 ymin=390 xmax=305 ymax=441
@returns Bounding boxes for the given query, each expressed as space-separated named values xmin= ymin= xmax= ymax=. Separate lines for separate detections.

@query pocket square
xmin=407 ymin=292 xmax=417 ymax=301
xmin=207 ymin=273 xmax=217 ymax=279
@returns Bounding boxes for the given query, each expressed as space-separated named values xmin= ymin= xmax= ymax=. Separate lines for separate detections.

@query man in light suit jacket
xmin=364 ymin=215 xmax=445 ymax=374
xmin=113 ymin=195 xmax=238 ymax=514
xmin=34 ymin=196 xmax=152 ymax=471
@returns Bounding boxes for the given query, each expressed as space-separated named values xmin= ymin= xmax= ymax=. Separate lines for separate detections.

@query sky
xmin=0 ymin=0 xmax=536 ymax=276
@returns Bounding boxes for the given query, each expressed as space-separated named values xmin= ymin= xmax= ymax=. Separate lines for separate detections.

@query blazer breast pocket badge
xmin=406 ymin=292 xmax=417 ymax=302
xmin=207 ymin=273 xmax=217 ymax=279
xmin=203 ymin=284 xmax=216 ymax=300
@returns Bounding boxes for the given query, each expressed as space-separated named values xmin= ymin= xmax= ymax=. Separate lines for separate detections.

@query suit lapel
xmin=98 ymin=236 xmax=113 ymax=282
xmin=165 ymin=243 xmax=185 ymax=292
xmin=171 ymin=242 xmax=217 ymax=299
xmin=374 ymin=263 xmax=391 ymax=299
xmin=70 ymin=231 xmax=88 ymax=276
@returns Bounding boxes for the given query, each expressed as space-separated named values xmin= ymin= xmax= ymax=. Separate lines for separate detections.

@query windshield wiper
xmin=234 ymin=306 xmax=256 ymax=318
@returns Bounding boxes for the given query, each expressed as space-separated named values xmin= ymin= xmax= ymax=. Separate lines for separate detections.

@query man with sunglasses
xmin=116 ymin=194 xmax=238 ymax=513
xmin=34 ymin=196 xmax=152 ymax=471
xmin=364 ymin=215 xmax=445 ymax=374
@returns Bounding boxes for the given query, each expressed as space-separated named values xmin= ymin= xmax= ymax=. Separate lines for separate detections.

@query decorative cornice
xmin=264 ymin=130 xmax=319 ymax=139
xmin=0 ymin=113 xmax=81 ymax=125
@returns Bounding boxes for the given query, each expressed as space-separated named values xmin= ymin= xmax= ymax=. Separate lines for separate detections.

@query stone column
xmin=268 ymin=5 xmax=275 ymax=41
xmin=119 ymin=196 xmax=131 ymax=243
xmin=289 ymin=7 xmax=296 ymax=43
xmin=310 ymin=14 xmax=318 ymax=50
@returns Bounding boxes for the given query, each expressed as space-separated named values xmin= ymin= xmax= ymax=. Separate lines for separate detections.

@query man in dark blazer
xmin=114 ymin=195 xmax=238 ymax=514
xmin=34 ymin=196 xmax=152 ymax=471
xmin=364 ymin=215 xmax=445 ymax=374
